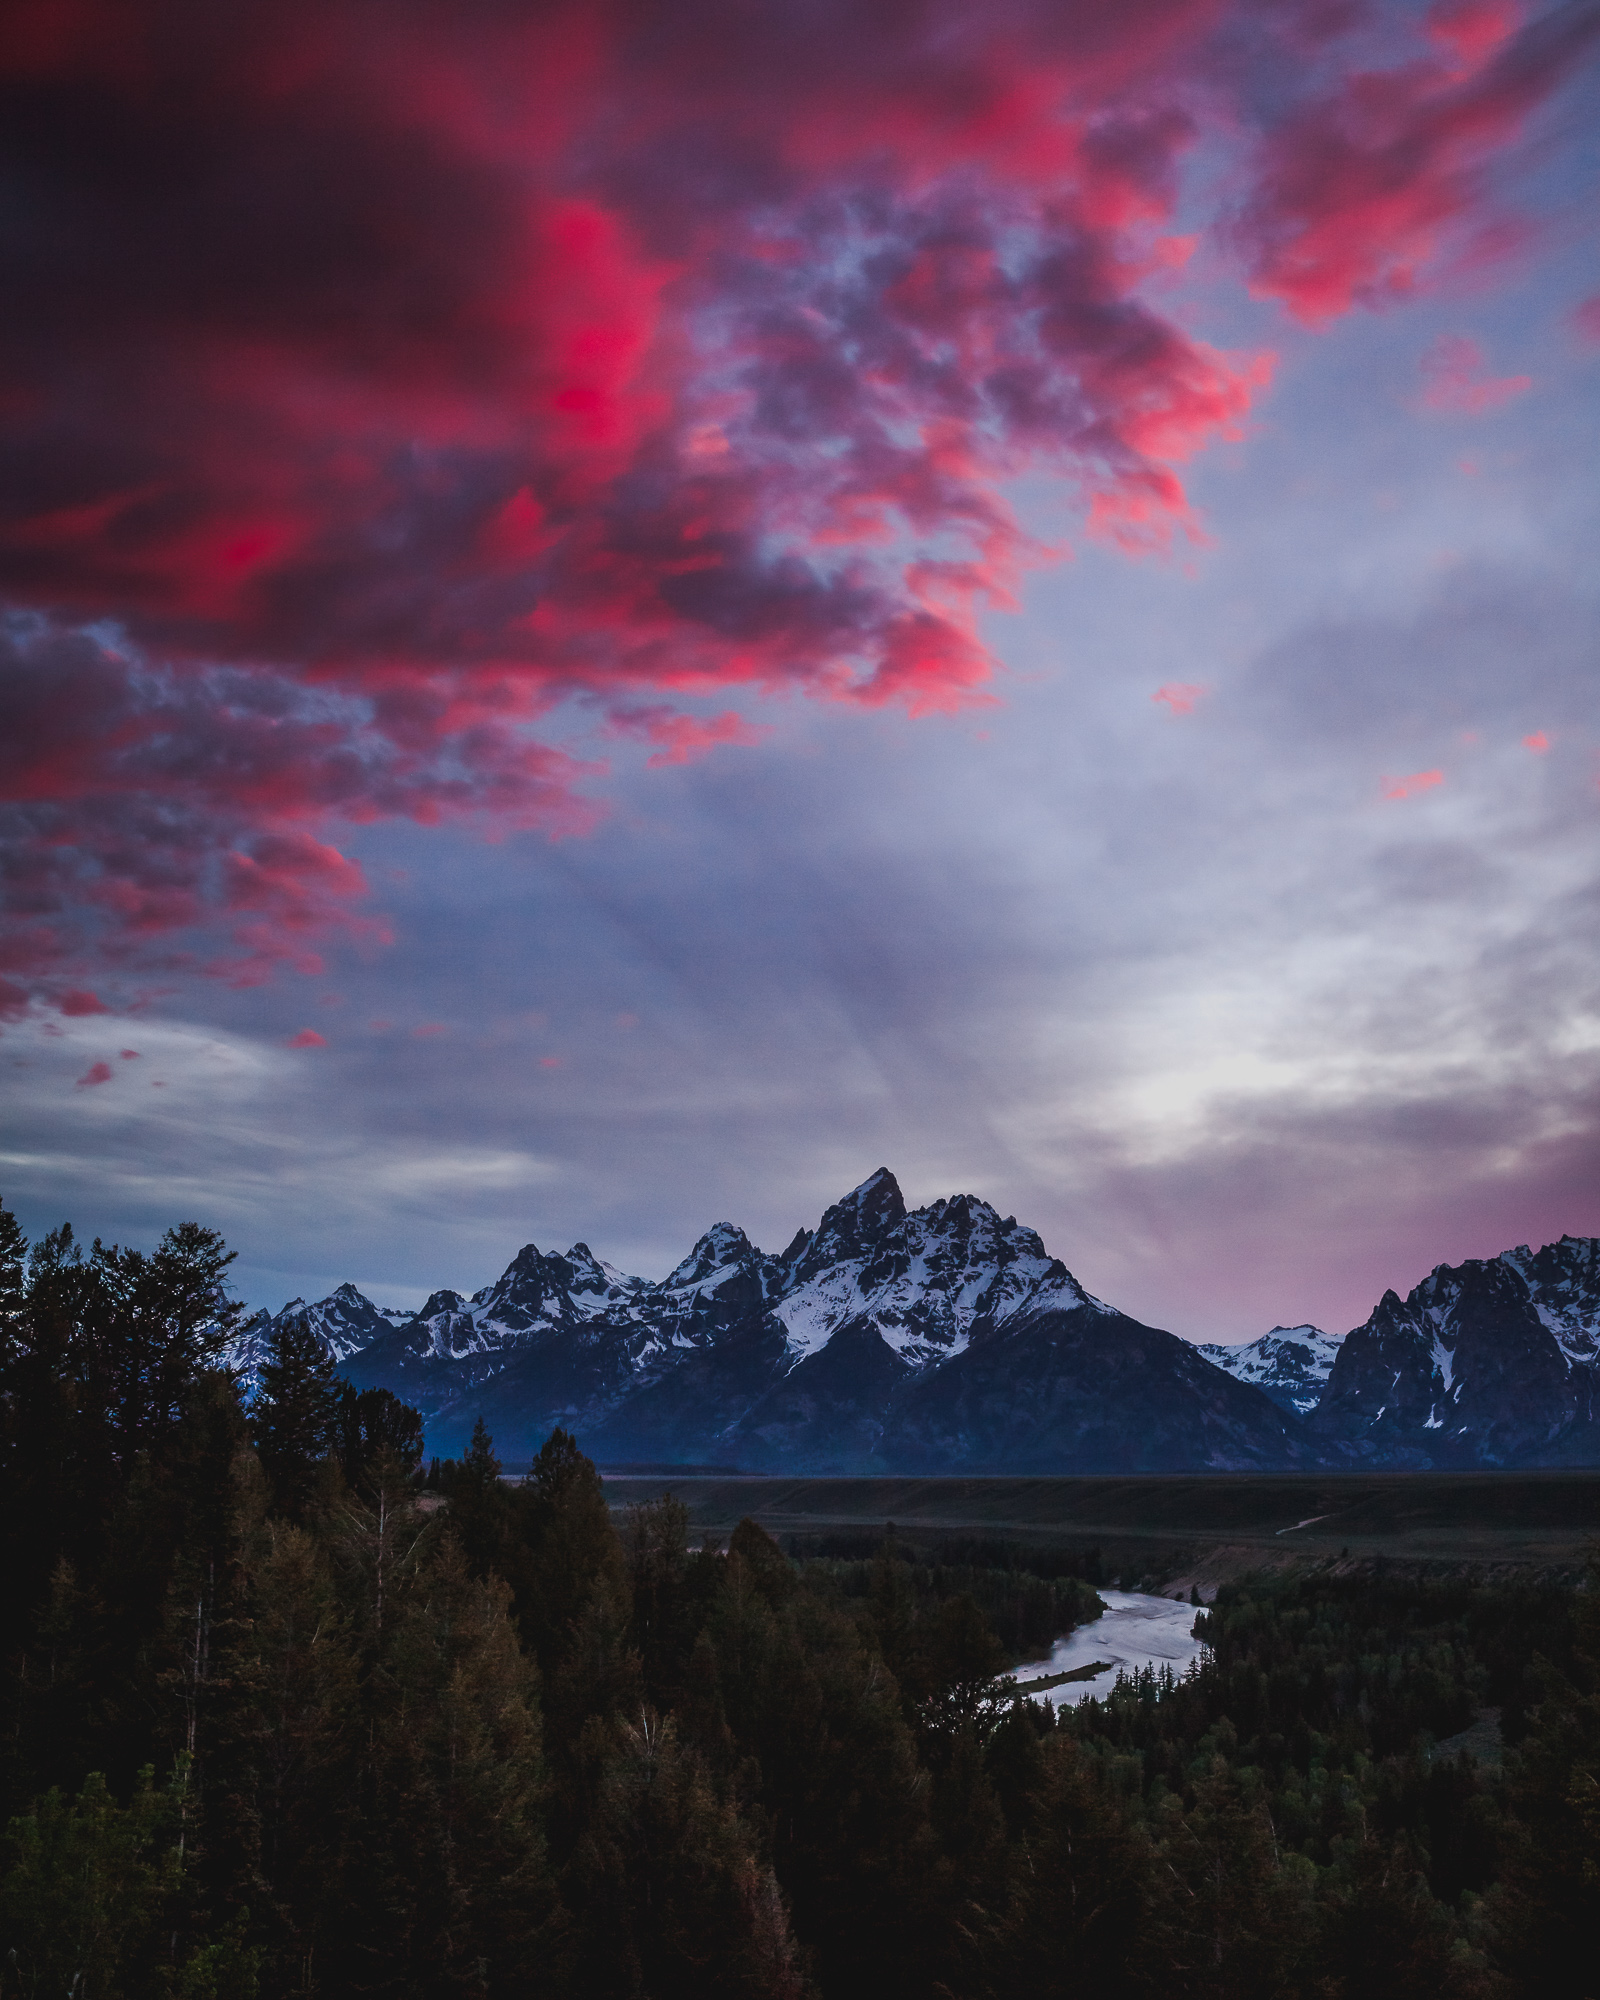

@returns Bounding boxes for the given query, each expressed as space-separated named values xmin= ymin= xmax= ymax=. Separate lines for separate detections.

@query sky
xmin=3 ymin=0 xmax=1598 ymax=1342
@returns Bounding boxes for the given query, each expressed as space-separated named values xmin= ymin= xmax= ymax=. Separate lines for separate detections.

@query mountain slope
xmin=1197 ymin=1326 xmax=1344 ymax=1418
xmin=1312 ymin=1236 xmax=1600 ymax=1467
xmin=877 ymin=1304 xmax=1318 ymax=1474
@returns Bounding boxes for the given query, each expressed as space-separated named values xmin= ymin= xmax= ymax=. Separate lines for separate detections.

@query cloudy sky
xmin=3 ymin=0 xmax=1597 ymax=1341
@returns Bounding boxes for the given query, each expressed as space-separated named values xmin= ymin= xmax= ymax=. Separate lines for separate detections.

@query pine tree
xmin=998 ymin=1735 xmax=1153 ymax=1998
xmin=569 ymin=1709 xmax=804 ymax=2000
xmin=335 ymin=1384 xmax=424 ymax=1493
xmin=249 ymin=1315 xmax=341 ymax=1521
xmin=333 ymin=1532 xmax=560 ymax=1998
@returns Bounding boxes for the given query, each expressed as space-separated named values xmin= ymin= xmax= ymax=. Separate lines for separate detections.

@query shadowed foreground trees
xmin=0 ymin=1198 xmax=1591 ymax=1998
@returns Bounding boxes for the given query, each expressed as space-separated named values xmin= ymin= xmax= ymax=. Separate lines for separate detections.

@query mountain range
xmin=228 ymin=1170 xmax=1600 ymax=1472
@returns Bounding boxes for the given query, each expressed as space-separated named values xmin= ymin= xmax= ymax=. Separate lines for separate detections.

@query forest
xmin=0 ymin=1204 xmax=1595 ymax=1998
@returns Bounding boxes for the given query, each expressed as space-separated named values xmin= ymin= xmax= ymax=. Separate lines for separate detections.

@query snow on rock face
xmin=1312 ymin=1236 xmax=1600 ymax=1465
xmin=662 ymin=1222 xmax=759 ymax=1296
xmin=235 ymin=1170 xmax=1114 ymax=1441
xmin=224 ymin=1191 xmax=1600 ymax=1472
xmin=1196 ymin=1326 xmax=1343 ymax=1418
xmin=221 ymin=1283 xmax=412 ymax=1396
xmin=1502 ymin=1236 xmax=1600 ymax=1366
xmin=774 ymin=1185 xmax=1106 ymax=1367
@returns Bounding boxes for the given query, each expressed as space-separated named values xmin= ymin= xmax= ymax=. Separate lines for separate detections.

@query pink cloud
xmin=539 ymin=1056 xmax=563 ymax=1069
xmin=412 ymin=1023 xmax=447 ymax=1038
xmin=610 ymin=707 xmax=775 ymax=769
xmin=1153 ymin=683 xmax=1208 ymax=716
xmin=59 ymin=988 xmax=109 ymax=1016
xmin=1428 ymin=0 xmax=1522 ymax=70
xmin=1572 ymin=295 xmax=1600 ymax=346
xmin=0 ymin=0 xmax=1592 ymax=1003
xmin=118 ymin=1047 xmax=140 ymax=1059
xmin=76 ymin=1060 xmax=113 ymax=1086
xmin=1418 ymin=334 xmax=1530 ymax=413
xmin=1237 ymin=2 xmax=1597 ymax=324
xmin=1382 ymin=769 xmax=1446 ymax=800
xmin=1523 ymin=730 xmax=1550 ymax=752
xmin=286 ymin=1028 xmax=327 ymax=1048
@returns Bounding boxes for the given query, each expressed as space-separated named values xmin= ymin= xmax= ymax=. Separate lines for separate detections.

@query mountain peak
xmin=800 ymin=1169 xmax=908 ymax=1270
xmin=836 ymin=1168 xmax=906 ymax=1229
xmin=664 ymin=1221 xmax=756 ymax=1291
xmin=418 ymin=1288 xmax=466 ymax=1318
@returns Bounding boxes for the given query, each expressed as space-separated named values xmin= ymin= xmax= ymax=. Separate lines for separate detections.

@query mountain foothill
xmin=230 ymin=1171 xmax=1600 ymax=1471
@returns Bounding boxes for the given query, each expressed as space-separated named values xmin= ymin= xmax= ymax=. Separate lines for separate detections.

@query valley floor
xmin=595 ymin=1469 xmax=1600 ymax=1587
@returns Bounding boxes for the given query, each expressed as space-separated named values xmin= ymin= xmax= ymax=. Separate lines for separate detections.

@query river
xmin=1008 ymin=1589 xmax=1208 ymax=1708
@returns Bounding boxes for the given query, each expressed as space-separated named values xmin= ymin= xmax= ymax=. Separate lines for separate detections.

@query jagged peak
xmin=562 ymin=1241 xmax=628 ymax=1291
xmin=821 ymin=1168 xmax=905 ymax=1231
xmin=417 ymin=1287 xmax=466 ymax=1318
xmin=664 ymin=1221 xmax=756 ymax=1290
xmin=832 ymin=1167 xmax=901 ymax=1210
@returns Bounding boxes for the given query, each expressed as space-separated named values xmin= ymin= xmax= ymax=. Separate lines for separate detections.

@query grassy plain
xmin=597 ymin=1470 xmax=1600 ymax=1588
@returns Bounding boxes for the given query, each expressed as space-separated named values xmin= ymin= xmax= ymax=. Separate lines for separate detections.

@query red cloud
xmin=76 ymin=1060 xmax=113 ymax=1086
xmin=1236 ymin=1 xmax=1599 ymax=324
xmin=1573 ymin=295 xmax=1600 ymax=346
xmin=119 ymin=1048 xmax=140 ymax=1059
xmin=1153 ymin=683 xmax=1208 ymax=715
xmin=1418 ymin=333 xmax=1531 ymax=412
xmin=0 ymin=0 xmax=1591 ymax=1000
xmin=286 ymin=1028 xmax=327 ymax=1048
xmin=1382 ymin=769 xmax=1446 ymax=799
xmin=59 ymin=988 xmax=109 ymax=1015
xmin=1523 ymin=730 xmax=1550 ymax=752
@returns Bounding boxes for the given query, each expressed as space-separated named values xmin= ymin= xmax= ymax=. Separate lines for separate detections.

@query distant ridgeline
xmin=229 ymin=1172 xmax=1600 ymax=1470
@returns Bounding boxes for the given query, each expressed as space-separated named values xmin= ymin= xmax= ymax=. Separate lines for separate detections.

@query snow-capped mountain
xmin=1196 ymin=1327 xmax=1344 ymax=1419
xmin=228 ymin=1282 xmax=414 ymax=1395
xmin=224 ymin=1177 xmax=1600 ymax=1472
xmin=227 ymin=1171 xmax=1310 ymax=1470
xmin=1312 ymin=1236 xmax=1600 ymax=1466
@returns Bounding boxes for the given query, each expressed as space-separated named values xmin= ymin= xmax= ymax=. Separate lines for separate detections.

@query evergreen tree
xmin=569 ymin=1710 xmax=804 ymax=2000
xmin=1489 ymin=1569 xmax=1600 ymax=1998
xmin=337 ymin=1534 xmax=559 ymax=1998
xmin=249 ymin=1315 xmax=341 ymax=1521
xmin=0 ymin=1767 xmax=180 ymax=1999
xmin=998 ymin=1735 xmax=1153 ymax=1998
xmin=335 ymin=1383 xmax=424 ymax=1493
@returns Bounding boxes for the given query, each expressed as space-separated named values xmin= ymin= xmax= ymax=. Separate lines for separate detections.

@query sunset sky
xmin=3 ymin=0 xmax=1597 ymax=1339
